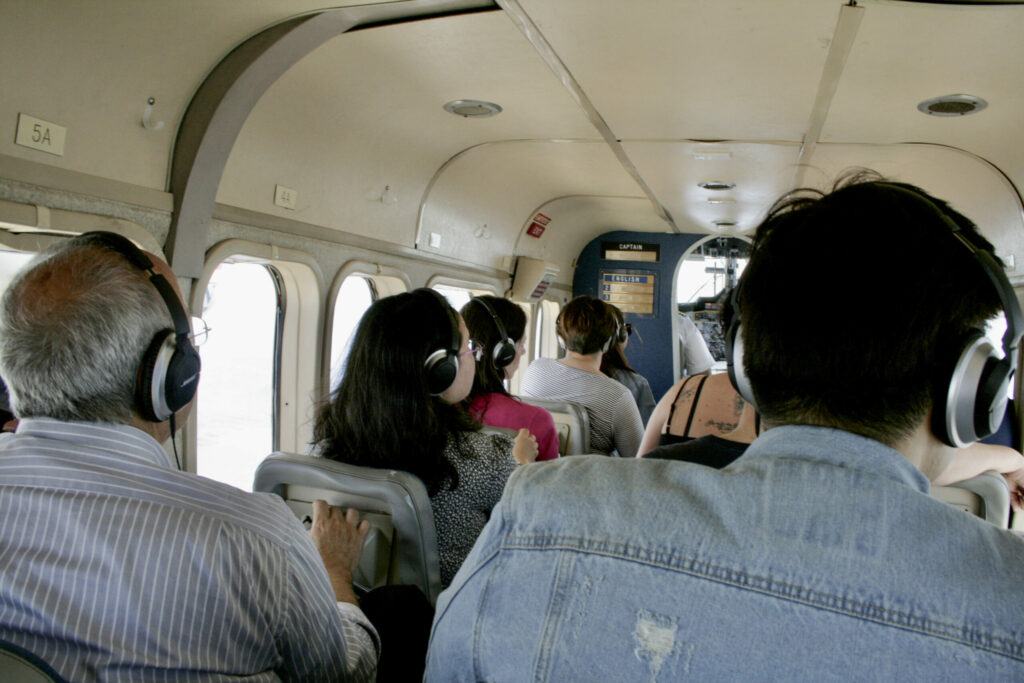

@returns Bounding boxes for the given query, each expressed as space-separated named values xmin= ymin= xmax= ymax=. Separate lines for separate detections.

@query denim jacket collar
xmin=740 ymin=424 xmax=931 ymax=494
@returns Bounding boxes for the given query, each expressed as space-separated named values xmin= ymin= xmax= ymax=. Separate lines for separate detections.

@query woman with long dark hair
xmin=599 ymin=303 xmax=656 ymax=425
xmin=313 ymin=288 xmax=537 ymax=587
xmin=461 ymin=296 xmax=559 ymax=461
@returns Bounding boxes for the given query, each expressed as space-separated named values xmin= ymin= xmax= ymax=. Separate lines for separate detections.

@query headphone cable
xmin=169 ymin=412 xmax=182 ymax=471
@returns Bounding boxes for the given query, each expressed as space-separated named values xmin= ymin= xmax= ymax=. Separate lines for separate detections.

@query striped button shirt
xmin=0 ymin=418 xmax=378 ymax=681
xmin=521 ymin=358 xmax=644 ymax=457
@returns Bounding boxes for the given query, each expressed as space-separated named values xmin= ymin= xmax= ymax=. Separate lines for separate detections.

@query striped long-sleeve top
xmin=521 ymin=358 xmax=644 ymax=457
xmin=0 ymin=418 xmax=378 ymax=681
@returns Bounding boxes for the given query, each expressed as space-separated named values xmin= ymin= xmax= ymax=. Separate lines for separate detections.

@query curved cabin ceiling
xmin=1 ymin=1 xmax=1022 ymax=282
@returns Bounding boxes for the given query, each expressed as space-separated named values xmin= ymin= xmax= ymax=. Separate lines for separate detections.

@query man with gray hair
xmin=0 ymin=232 xmax=379 ymax=680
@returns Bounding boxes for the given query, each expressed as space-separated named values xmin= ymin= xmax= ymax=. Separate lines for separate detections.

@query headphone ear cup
xmin=137 ymin=331 xmax=202 ymax=423
xmin=164 ymin=338 xmax=201 ymax=414
xmin=137 ymin=331 xmax=174 ymax=422
xmin=725 ymin=322 xmax=756 ymax=408
xmin=934 ymin=332 xmax=1008 ymax=446
xmin=425 ymin=350 xmax=459 ymax=396
xmin=492 ymin=339 xmax=517 ymax=369
xmin=616 ymin=323 xmax=628 ymax=346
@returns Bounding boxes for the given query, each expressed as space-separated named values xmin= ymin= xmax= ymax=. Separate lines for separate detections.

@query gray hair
xmin=0 ymin=240 xmax=171 ymax=423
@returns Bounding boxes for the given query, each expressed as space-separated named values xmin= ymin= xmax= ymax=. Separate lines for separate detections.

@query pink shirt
xmin=468 ymin=393 xmax=560 ymax=461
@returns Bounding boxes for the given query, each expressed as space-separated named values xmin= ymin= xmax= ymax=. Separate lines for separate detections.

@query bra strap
xmin=682 ymin=375 xmax=709 ymax=437
xmin=665 ymin=375 xmax=697 ymax=431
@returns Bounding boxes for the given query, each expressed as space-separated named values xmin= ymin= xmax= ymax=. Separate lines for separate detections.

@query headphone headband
xmin=421 ymin=289 xmax=462 ymax=395
xmin=470 ymin=297 xmax=517 ymax=369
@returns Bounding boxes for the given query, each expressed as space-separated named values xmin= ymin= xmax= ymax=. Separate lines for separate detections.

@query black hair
xmin=557 ymin=295 xmax=617 ymax=355
xmin=600 ymin=303 xmax=635 ymax=375
xmin=461 ymin=296 xmax=526 ymax=398
xmin=738 ymin=170 xmax=1002 ymax=445
xmin=313 ymin=288 xmax=478 ymax=494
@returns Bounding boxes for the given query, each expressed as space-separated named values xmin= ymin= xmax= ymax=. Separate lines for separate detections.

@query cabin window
xmin=329 ymin=275 xmax=377 ymax=390
xmin=986 ymin=314 xmax=1015 ymax=400
xmin=196 ymin=262 xmax=281 ymax=491
xmin=431 ymin=283 xmax=475 ymax=311
xmin=0 ymin=250 xmax=35 ymax=293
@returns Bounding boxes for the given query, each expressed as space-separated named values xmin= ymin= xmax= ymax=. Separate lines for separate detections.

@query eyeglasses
xmin=460 ymin=339 xmax=484 ymax=361
xmin=189 ymin=316 xmax=211 ymax=347
xmin=625 ymin=323 xmax=642 ymax=343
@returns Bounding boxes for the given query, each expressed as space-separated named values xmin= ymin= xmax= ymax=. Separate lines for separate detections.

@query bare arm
xmin=932 ymin=443 xmax=1024 ymax=511
xmin=310 ymin=500 xmax=370 ymax=605
xmin=638 ymin=378 xmax=684 ymax=456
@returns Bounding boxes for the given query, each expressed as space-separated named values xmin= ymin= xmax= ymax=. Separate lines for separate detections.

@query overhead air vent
xmin=699 ymin=181 xmax=736 ymax=191
xmin=713 ymin=220 xmax=737 ymax=228
xmin=917 ymin=94 xmax=987 ymax=117
xmin=443 ymin=100 xmax=503 ymax=118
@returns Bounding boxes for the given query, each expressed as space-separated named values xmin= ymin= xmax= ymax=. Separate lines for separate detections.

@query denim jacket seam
xmin=501 ymin=534 xmax=1024 ymax=661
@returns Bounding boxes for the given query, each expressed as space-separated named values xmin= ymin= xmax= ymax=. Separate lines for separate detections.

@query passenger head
xmin=599 ymin=304 xmax=635 ymax=375
xmin=314 ymin=288 xmax=477 ymax=492
xmin=461 ymin=296 xmax=527 ymax=395
xmin=556 ymin=295 xmax=618 ymax=356
xmin=738 ymin=171 xmax=1003 ymax=446
xmin=0 ymin=234 xmax=188 ymax=426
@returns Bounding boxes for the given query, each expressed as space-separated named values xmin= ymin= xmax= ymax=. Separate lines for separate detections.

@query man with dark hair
xmin=0 ymin=234 xmax=379 ymax=680
xmin=521 ymin=295 xmax=644 ymax=457
xmin=426 ymin=175 xmax=1024 ymax=679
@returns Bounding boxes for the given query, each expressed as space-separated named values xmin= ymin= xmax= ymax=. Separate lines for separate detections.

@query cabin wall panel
xmin=0 ymin=0 xmax=350 ymax=191
xmin=0 ymin=175 xmax=172 ymax=251
xmin=419 ymin=141 xmax=648 ymax=275
xmin=804 ymin=144 xmax=1024 ymax=285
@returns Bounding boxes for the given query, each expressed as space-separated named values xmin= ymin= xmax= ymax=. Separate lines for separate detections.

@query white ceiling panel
xmin=511 ymin=0 xmax=844 ymax=141
xmin=219 ymin=11 xmax=601 ymax=247
xmin=622 ymin=141 xmax=801 ymax=234
xmin=821 ymin=2 xmax=1024 ymax=190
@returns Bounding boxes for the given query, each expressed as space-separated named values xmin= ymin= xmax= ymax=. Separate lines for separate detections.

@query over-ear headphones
xmin=879 ymin=186 xmax=1024 ymax=447
xmin=76 ymin=231 xmax=201 ymax=423
xmin=724 ymin=286 xmax=755 ymax=408
xmin=602 ymin=304 xmax=625 ymax=353
xmin=421 ymin=289 xmax=462 ymax=396
xmin=726 ymin=184 xmax=1023 ymax=447
xmin=470 ymin=297 xmax=517 ymax=369
xmin=614 ymin=319 xmax=629 ymax=346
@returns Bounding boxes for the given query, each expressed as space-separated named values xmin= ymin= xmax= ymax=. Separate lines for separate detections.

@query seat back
xmin=932 ymin=470 xmax=1011 ymax=527
xmin=518 ymin=397 xmax=591 ymax=455
xmin=0 ymin=639 xmax=65 ymax=683
xmin=253 ymin=452 xmax=441 ymax=604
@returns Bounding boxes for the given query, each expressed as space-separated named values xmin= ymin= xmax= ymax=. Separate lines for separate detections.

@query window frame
xmin=323 ymin=261 xmax=410 ymax=396
xmin=188 ymin=239 xmax=324 ymax=472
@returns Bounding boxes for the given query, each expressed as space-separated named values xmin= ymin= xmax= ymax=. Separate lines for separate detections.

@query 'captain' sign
xmin=601 ymin=241 xmax=660 ymax=262
xmin=600 ymin=271 xmax=655 ymax=314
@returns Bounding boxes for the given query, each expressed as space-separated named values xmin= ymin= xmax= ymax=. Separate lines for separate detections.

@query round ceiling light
xmin=917 ymin=94 xmax=987 ymax=117
xmin=699 ymin=181 xmax=736 ymax=191
xmin=443 ymin=100 xmax=503 ymax=118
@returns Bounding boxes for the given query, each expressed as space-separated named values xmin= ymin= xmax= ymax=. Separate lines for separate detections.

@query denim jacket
xmin=427 ymin=426 xmax=1024 ymax=680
